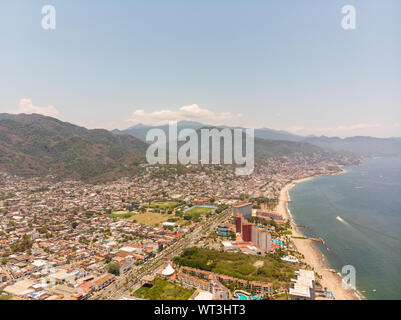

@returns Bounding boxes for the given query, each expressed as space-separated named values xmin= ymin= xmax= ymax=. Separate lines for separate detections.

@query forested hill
xmin=0 ymin=113 xmax=148 ymax=182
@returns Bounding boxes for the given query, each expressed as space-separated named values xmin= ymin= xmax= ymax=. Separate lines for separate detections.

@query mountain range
xmin=0 ymin=114 xmax=399 ymax=182
xmin=115 ymin=121 xmax=401 ymax=157
xmin=113 ymin=121 xmax=305 ymax=142
xmin=303 ymin=136 xmax=401 ymax=157
xmin=0 ymin=115 xmax=332 ymax=181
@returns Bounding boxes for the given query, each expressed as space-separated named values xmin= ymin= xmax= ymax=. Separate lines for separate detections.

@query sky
xmin=0 ymin=0 xmax=400 ymax=138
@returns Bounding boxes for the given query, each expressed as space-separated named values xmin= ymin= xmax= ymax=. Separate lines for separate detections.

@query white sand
xmin=277 ymin=175 xmax=361 ymax=300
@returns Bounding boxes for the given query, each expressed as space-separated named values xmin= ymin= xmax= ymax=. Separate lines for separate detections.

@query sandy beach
xmin=277 ymin=174 xmax=361 ymax=300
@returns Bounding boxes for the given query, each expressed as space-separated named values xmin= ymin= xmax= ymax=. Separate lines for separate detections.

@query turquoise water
xmin=289 ymin=157 xmax=401 ymax=300
xmin=233 ymin=292 xmax=263 ymax=300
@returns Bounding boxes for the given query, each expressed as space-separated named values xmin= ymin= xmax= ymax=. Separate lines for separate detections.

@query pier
xmin=296 ymin=225 xmax=310 ymax=229
xmin=309 ymin=237 xmax=325 ymax=244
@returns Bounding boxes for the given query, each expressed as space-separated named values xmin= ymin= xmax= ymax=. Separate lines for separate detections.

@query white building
xmin=281 ymin=255 xmax=299 ymax=264
xmin=119 ymin=246 xmax=137 ymax=254
xmin=162 ymin=222 xmax=177 ymax=227
xmin=289 ymin=269 xmax=315 ymax=300
xmin=161 ymin=264 xmax=175 ymax=276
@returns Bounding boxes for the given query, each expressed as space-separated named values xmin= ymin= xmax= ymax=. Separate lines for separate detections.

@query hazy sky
xmin=1 ymin=0 xmax=400 ymax=137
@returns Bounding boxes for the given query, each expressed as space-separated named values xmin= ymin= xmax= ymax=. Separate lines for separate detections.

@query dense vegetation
xmin=10 ymin=234 xmax=33 ymax=253
xmin=0 ymin=113 xmax=148 ymax=182
xmin=106 ymin=262 xmax=120 ymax=276
xmin=173 ymin=247 xmax=298 ymax=289
xmin=147 ymin=202 xmax=180 ymax=210
xmin=134 ymin=278 xmax=194 ymax=300
xmin=107 ymin=212 xmax=135 ymax=219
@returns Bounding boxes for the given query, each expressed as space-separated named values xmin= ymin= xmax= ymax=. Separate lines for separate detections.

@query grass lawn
xmin=129 ymin=212 xmax=170 ymax=226
xmin=183 ymin=206 xmax=214 ymax=222
xmin=134 ymin=278 xmax=194 ymax=300
xmin=148 ymin=202 xmax=180 ymax=209
xmin=185 ymin=207 xmax=213 ymax=215
xmin=107 ymin=212 xmax=134 ymax=219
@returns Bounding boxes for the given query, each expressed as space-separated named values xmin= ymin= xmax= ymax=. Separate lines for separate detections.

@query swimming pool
xmin=233 ymin=290 xmax=263 ymax=300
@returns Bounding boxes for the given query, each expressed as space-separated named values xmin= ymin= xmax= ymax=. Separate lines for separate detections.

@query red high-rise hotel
xmin=234 ymin=203 xmax=272 ymax=252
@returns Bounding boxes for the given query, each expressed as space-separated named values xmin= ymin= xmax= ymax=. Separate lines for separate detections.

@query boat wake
xmin=336 ymin=216 xmax=348 ymax=225
xmin=337 ymin=216 xmax=401 ymax=243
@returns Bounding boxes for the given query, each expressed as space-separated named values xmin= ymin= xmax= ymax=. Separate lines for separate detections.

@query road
xmin=90 ymin=208 xmax=232 ymax=300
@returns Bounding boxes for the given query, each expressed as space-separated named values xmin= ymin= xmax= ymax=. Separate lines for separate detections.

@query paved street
xmin=90 ymin=209 xmax=232 ymax=300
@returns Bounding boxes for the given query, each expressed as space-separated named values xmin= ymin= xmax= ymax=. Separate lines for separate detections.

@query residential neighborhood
xmin=0 ymin=154 xmax=355 ymax=300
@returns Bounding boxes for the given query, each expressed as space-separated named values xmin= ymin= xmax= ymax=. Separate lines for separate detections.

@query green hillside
xmin=0 ymin=113 xmax=148 ymax=182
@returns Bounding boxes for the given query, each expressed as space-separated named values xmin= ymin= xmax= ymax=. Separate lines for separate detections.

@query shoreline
xmin=277 ymin=170 xmax=362 ymax=300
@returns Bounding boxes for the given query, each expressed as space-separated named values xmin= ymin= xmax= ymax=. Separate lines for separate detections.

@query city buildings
xmin=235 ymin=213 xmax=272 ymax=253
xmin=0 ymin=154 xmax=349 ymax=300
xmin=233 ymin=203 xmax=252 ymax=219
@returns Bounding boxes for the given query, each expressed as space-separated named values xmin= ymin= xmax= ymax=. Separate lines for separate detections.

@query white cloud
xmin=9 ymin=99 xmax=59 ymax=117
xmin=126 ymin=104 xmax=243 ymax=126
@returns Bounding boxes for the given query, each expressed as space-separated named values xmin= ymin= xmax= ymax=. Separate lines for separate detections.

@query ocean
xmin=288 ymin=156 xmax=401 ymax=300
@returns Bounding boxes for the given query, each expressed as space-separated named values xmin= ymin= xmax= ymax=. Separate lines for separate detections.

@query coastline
xmin=277 ymin=170 xmax=362 ymax=300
